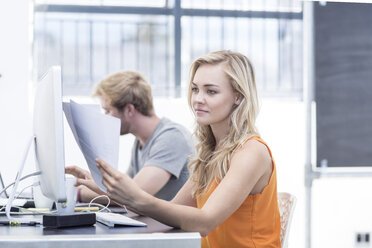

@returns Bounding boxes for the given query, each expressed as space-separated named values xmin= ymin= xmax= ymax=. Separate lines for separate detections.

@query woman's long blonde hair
xmin=187 ymin=50 xmax=260 ymax=197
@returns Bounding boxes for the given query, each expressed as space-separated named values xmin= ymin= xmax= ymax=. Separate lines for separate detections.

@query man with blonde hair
xmin=66 ymin=71 xmax=193 ymax=202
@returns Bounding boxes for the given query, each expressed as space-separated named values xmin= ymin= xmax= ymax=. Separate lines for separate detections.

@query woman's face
xmin=191 ymin=63 xmax=239 ymax=127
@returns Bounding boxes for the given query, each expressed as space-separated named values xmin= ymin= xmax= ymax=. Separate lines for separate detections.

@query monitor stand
xmin=6 ymin=136 xmax=96 ymax=228
xmin=5 ymin=136 xmax=36 ymax=220
xmin=43 ymin=201 xmax=96 ymax=228
xmin=43 ymin=212 xmax=96 ymax=228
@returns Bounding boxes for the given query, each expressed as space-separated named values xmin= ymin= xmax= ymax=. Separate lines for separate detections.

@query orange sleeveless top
xmin=196 ymin=136 xmax=281 ymax=248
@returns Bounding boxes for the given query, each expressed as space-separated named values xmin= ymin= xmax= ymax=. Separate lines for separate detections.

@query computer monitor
xmin=33 ymin=66 xmax=67 ymax=204
xmin=6 ymin=66 xmax=95 ymax=226
xmin=33 ymin=66 xmax=95 ymax=227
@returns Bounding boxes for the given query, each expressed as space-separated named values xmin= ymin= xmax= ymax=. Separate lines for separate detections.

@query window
xmin=33 ymin=0 xmax=302 ymax=98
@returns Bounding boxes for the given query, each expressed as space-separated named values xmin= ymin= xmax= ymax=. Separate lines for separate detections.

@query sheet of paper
xmin=63 ymin=100 xmax=120 ymax=192
xmin=63 ymin=102 xmax=81 ymax=149
xmin=63 ymin=102 xmax=101 ymax=151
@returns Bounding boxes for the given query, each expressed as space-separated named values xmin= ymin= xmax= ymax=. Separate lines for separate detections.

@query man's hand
xmin=65 ymin=165 xmax=104 ymax=195
xmin=65 ymin=165 xmax=92 ymax=180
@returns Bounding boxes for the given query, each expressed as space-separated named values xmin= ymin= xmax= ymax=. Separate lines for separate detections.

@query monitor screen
xmin=33 ymin=66 xmax=66 ymax=203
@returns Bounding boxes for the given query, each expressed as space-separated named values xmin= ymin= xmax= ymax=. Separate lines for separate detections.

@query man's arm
xmin=133 ymin=166 xmax=171 ymax=195
xmin=131 ymin=127 xmax=192 ymax=197
xmin=78 ymin=186 xmax=101 ymax=203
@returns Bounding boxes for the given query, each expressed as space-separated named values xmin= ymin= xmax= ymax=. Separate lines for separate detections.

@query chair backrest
xmin=278 ymin=192 xmax=297 ymax=248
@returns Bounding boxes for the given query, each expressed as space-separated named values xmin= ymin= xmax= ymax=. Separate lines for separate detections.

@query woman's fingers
xmin=96 ymin=158 xmax=119 ymax=188
xmin=101 ymin=177 xmax=112 ymax=194
xmin=95 ymin=158 xmax=138 ymax=206
xmin=96 ymin=159 xmax=127 ymax=199
xmin=98 ymin=165 xmax=117 ymax=193
xmin=96 ymin=158 xmax=117 ymax=177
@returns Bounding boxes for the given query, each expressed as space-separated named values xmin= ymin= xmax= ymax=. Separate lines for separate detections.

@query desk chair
xmin=278 ymin=192 xmax=297 ymax=248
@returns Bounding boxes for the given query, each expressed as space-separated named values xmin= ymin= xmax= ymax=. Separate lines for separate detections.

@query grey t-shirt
xmin=127 ymin=118 xmax=193 ymax=201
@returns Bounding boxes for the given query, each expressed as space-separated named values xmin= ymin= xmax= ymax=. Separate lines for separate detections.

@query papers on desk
xmin=63 ymin=100 xmax=121 ymax=192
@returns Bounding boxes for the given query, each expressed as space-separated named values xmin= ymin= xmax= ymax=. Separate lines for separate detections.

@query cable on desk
xmin=0 ymin=220 xmax=38 ymax=226
xmin=0 ymin=171 xmax=41 ymax=197
xmin=89 ymin=195 xmax=111 ymax=212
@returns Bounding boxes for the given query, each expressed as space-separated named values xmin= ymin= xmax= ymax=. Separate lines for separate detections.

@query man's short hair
xmin=93 ymin=71 xmax=154 ymax=116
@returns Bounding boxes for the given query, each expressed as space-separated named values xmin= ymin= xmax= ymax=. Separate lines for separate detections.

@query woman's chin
xmin=196 ymin=118 xmax=210 ymax=126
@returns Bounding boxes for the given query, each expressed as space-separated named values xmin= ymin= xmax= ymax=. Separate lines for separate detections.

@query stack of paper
xmin=63 ymin=100 xmax=121 ymax=192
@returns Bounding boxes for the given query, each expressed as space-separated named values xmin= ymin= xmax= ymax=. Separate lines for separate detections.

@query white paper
xmin=63 ymin=103 xmax=101 ymax=149
xmin=63 ymin=100 xmax=120 ymax=192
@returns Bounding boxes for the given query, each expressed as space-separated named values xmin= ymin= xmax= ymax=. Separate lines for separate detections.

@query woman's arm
xmin=133 ymin=166 xmax=171 ymax=195
xmin=90 ymin=140 xmax=271 ymax=236
xmin=171 ymin=178 xmax=197 ymax=207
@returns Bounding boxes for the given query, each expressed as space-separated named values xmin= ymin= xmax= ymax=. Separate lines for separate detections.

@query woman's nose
xmin=194 ymin=91 xmax=205 ymax=103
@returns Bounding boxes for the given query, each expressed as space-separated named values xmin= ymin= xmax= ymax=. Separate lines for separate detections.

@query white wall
xmin=0 ymin=0 xmax=32 ymax=187
xmin=313 ymin=177 xmax=372 ymax=248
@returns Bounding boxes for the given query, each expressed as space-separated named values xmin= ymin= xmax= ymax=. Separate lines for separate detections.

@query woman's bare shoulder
xmin=231 ymin=139 xmax=272 ymax=172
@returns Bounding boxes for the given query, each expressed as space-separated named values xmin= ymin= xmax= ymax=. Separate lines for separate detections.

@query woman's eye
xmin=207 ymin=90 xmax=217 ymax=95
xmin=192 ymin=87 xmax=199 ymax=93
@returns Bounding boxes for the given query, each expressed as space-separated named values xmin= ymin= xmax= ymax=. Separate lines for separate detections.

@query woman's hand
xmin=65 ymin=165 xmax=104 ymax=195
xmin=96 ymin=158 xmax=144 ymax=207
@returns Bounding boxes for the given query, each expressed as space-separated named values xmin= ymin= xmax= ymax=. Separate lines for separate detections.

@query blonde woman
xmin=77 ymin=50 xmax=281 ymax=248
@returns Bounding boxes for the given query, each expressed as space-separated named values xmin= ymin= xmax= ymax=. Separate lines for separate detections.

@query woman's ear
xmin=234 ymin=93 xmax=242 ymax=105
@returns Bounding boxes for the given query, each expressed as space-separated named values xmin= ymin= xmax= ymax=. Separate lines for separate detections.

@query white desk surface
xmin=0 ymin=214 xmax=201 ymax=248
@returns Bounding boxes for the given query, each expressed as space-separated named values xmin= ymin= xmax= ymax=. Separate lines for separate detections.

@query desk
xmin=0 ymin=214 xmax=201 ymax=248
